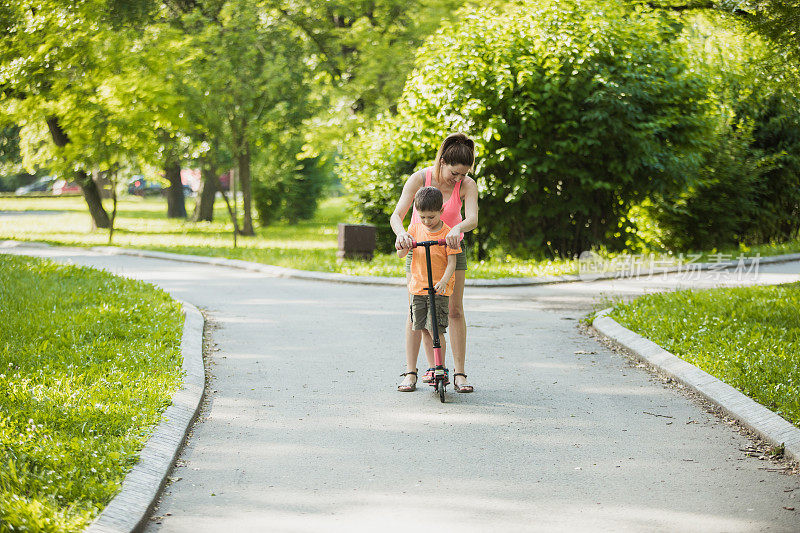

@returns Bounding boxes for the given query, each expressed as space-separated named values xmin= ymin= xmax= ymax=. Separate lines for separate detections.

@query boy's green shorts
xmin=405 ymin=248 xmax=467 ymax=273
xmin=410 ymin=294 xmax=450 ymax=334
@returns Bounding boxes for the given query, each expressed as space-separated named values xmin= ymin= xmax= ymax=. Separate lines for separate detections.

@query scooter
xmin=409 ymin=239 xmax=449 ymax=403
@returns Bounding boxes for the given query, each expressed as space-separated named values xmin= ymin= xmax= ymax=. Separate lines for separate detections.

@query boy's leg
xmin=405 ymin=275 xmax=434 ymax=370
xmin=422 ymin=328 xmax=447 ymax=368
xmin=422 ymin=331 xmax=435 ymax=369
xmin=410 ymin=293 xmax=435 ymax=379
xmin=412 ymin=319 xmax=437 ymax=383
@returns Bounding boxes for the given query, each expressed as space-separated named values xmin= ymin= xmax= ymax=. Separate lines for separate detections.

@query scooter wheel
xmin=439 ymin=381 xmax=446 ymax=403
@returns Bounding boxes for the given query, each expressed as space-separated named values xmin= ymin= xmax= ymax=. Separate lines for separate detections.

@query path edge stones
xmin=592 ymin=307 xmax=800 ymax=464
xmin=3 ymin=240 xmax=799 ymax=287
xmin=85 ymin=244 xmax=800 ymax=287
xmin=85 ymin=301 xmax=206 ymax=533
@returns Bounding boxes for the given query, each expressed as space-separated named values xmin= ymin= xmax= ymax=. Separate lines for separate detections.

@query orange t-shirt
xmin=407 ymin=222 xmax=462 ymax=296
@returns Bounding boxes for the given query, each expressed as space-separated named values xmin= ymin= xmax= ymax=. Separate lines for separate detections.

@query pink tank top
xmin=411 ymin=167 xmax=463 ymax=236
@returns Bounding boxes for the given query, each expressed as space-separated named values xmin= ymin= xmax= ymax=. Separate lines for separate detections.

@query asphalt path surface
xmin=4 ymin=245 xmax=800 ymax=532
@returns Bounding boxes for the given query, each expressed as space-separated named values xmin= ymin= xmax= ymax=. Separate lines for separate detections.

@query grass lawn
xmin=608 ymin=282 xmax=800 ymax=428
xmin=1 ymin=194 xmax=799 ymax=278
xmin=0 ymin=254 xmax=183 ymax=531
xmin=0 ymin=195 xmax=581 ymax=279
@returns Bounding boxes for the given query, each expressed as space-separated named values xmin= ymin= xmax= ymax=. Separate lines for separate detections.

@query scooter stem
xmin=421 ymin=242 xmax=445 ymax=369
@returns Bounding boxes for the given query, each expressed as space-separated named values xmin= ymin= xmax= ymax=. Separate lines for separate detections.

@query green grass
xmin=0 ymin=254 xmax=183 ymax=531
xmin=608 ymin=283 xmax=800 ymax=428
xmin=2 ymin=195 xmax=799 ymax=279
xmin=0 ymin=196 xmax=582 ymax=278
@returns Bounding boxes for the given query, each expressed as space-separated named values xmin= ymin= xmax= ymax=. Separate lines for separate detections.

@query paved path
xmin=4 ymin=245 xmax=800 ymax=532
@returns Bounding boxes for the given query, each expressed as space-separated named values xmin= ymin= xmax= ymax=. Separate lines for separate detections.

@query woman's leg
xmin=401 ymin=292 xmax=422 ymax=389
xmin=449 ymin=271 xmax=470 ymax=389
xmin=405 ymin=314 xmax=423 ymax=372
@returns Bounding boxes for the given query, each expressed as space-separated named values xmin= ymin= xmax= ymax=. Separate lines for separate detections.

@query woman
xmin=391 ymin=133 xmax=478 ymax=393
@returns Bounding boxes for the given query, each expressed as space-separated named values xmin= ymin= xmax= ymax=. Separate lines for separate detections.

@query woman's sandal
xmin=453 ymin=373 xmax=474 ymax=393
xmin=398 ymin=370 xmax=418 ymax=392
xmin=421 ymin=367 xmax=435 ymax=383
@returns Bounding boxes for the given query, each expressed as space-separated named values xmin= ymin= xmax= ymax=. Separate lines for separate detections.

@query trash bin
xmin=337 ymin=223 xmax=376 ymax=261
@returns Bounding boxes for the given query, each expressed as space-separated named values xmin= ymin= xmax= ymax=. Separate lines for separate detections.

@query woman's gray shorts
xmin=405 ymin=248 xmax=467 ymax=273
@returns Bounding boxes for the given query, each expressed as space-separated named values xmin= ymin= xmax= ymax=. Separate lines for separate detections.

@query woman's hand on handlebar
xmin=445 ymin=227 xmax=461 ymax=249
xmin=395 ymin=231 xmax=415 ymax=250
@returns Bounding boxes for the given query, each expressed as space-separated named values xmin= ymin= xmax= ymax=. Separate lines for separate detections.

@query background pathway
xmin=4 ymin=245 xmax=800 ymax=532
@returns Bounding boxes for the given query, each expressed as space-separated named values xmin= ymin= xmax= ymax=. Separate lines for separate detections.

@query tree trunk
xmin=192 ymin=160 xmax=218 ymax=222
xmin=165 ymin=158 xmax=186 ymax=219
xmin=46 ymin=116 xmax=110 ymax=228
xmin=212 ymin=171 xmax=240 ymax=248
xmin=77 ymin=170 xmax=111 ymax=229
xmin=238 ymin=143 xmax=255 ymax=236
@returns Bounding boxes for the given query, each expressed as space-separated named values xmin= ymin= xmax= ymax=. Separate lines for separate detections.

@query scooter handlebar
xmin=410 ymin=239 xmax=448 ymax=248
xmin=396 ymin=239 xmax=448 ymax=250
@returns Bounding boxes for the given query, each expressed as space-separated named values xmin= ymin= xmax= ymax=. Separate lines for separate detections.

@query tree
xmin=648 ymin=10 xmax=800 ymax=249
xmin=743 ymin=1 xmax=800 ymax=65
xmin=340 ymin=0 xmax=715 ymax=257
xmin=648 ymin=1 xmax=800 ymax=65
xmin=152 ymin=1 xmax=311 ymax=235
xmin=252 ymin=138 xmax=332 ymax=225
xmin=271 ymin=0 xmax=466 ymax=156
xmin=0 ymin=0 xmax=158 ymax=228
xmin=0 ymin=125 xmax=32 ymax=192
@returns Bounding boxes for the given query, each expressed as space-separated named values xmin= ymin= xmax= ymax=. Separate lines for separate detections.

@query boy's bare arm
xmin=434 ymin=254 xmax=458 ymax=294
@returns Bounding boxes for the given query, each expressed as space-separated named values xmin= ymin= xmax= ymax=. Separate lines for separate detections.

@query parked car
xmin=127 ymin=176 xmax=163 ymax=196
xmin=15 ymin=175 xmax=56 ymax=195
xmin=52 ymin=179 xmax=82 ymax=196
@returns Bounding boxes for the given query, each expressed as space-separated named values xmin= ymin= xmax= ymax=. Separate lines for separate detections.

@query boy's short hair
xmin=414 ymin=186 xmax=443 ymax=212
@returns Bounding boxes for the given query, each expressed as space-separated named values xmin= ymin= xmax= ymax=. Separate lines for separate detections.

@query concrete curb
xmin=85 ymin=301 xmax=206 ymax=533
xmin=85 ymin=245 xmax=800 ymax=287
xmin=592 ymin=307 xmax=800 ymax=464
xmin=2 ymin=240 xmax=799 ymax=287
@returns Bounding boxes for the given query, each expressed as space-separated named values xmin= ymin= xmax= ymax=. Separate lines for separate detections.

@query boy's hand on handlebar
xmin=395 ymin=231 xmax=414 ymax=250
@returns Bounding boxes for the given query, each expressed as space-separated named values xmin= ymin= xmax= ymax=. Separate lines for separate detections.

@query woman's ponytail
xmin=433 ymin=132 xmax=475 ymax=182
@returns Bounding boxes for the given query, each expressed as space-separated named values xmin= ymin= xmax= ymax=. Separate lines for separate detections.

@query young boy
xmin=396 ymin=186 xmax=462 ymax=392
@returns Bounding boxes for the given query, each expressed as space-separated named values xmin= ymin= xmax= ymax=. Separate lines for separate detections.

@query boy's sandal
xmin=429 ymin=368 xmax=449 ymax=386
xmin=398 ymin=370 xmax=418 ymax=392
xmin=453 ymin=373 xmax=474 ymax=393
xmin=421 ymin=367 xmax=435 ymax=383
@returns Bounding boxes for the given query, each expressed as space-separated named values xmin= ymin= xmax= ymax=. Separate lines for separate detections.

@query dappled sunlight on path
xmin=3 ymin=244 xmax=799 ymax=532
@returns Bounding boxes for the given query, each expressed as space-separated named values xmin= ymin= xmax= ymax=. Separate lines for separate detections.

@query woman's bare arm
xmin=390 ymin=170 xmax=425 ymax=249
xmin=446 ymin=176 xmax=479 ymax=247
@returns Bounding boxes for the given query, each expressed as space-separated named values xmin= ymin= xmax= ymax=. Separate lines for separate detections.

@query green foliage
xmin=0 ymin=126 xmax=22 ymax=173
xmin=0 ymin=125 xmax=36 ymax=192
xmin=745 ymin=90 xmax=800 ymax=242
xmin=278 ymin=0 xmax=467 ymax=156
xmin=0 ymin=1 xmax=163 ymax=175
xmin=654 ymin=127 xmax=766 ymax=250
xmin=742 ymin=0 xmax=800 ymax=66
xmin=652 ymin=14 xmax=800 ymax=250
xmin=339 ymin=0 xmax=715 ymax=257
xmin=610 ymin=282 xmax=800 ymax=427
xmin=0 ymin=254 xmax=183 ymax=531
xmin=252 ymin=145 xmax=332 ymax=225
xmin=0 ymin=0 xmax=486 ymax=229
